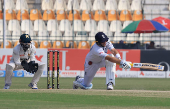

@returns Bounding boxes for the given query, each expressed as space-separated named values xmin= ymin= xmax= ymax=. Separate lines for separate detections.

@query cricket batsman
xmin=73 ymin=32 xmax=131 ymax=90
xmin=3 ymin=34 xmax=45 ymax=89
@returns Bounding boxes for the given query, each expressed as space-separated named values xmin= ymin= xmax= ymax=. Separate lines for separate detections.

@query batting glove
xmin=120 ymin=60 xmax=131 ymax=69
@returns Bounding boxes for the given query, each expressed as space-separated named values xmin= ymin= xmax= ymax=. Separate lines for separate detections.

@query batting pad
xmin=105 ymin=54 xmax=116 ymax=86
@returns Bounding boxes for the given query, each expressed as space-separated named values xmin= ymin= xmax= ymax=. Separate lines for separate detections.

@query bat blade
xmin=131 ymin=63 xmax=164 ymax=71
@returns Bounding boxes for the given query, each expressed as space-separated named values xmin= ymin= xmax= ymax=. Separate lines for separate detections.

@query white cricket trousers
xmin=83 ymin=58 xmax=106 ymax=87
xmin=83 ymin=55 xmax=116 ymax=87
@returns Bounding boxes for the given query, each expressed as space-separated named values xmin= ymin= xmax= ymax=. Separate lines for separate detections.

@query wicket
xmin=47 ymin=50 xmax=60 ymax=89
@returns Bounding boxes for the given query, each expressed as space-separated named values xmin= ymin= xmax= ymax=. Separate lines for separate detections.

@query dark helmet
xmin=20 ymin=34 xmax=32 ymax=43
xmin=95 ymin=32 xmax=109 ymax=46
xmin=19 ymin=34 xmax=31 ymax=52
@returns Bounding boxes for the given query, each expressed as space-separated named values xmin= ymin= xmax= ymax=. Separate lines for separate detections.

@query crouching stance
xmin=3 ymin=34 xmax=45 ymax=89
xmin=73 ymin=32 xmax=131 ymax=90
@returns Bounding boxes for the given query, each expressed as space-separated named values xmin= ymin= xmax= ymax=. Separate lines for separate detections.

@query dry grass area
xmin=1 ymin=89 xmax=170 ymax=98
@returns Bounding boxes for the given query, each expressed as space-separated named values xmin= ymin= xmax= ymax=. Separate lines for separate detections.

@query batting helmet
xmin=20 ymin=34 xmax=32 ymax=43
xmin=95 ymin=32 xmax=109 ymax=43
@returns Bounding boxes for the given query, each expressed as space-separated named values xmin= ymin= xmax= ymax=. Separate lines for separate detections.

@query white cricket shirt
xmin=10 ymin=43 xmax=36 ymax=66
xmin=85 ymin=40 xmax=114 ymax=63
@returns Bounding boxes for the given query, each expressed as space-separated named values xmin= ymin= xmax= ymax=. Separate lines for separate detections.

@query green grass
xmin=0 ymin=77 xmax=170 ymax=109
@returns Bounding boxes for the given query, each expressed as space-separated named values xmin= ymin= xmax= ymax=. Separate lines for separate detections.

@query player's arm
xmin=105 ymin=55 xmax=121 ymax=64
xmin=107 ymin=41 xmax=121 ymax=59
xmin=30 ymin=44 xmax=36 ymax=61
xmin=105 ymin=55 xmax=131 ymax=69
xmin=12 ymin=47 xmax=21 ymax=66
xmin=110 ymin=48 xmax=121 ymax=59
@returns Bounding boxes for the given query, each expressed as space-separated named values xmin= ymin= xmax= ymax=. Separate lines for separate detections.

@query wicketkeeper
xmin=73 ymin=32 xmax=131 ymax=90
xmin=3 ymin=34 xmax=45 ymax=89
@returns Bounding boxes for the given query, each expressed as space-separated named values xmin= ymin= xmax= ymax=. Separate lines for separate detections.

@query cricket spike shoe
xmin=28 ymin=83 xmax=38 ymax=89
xmin=107 ymin=82 xmax=113 ymax=90
xmin=3 ymin=84 xmax=10 ymax=89
xmin=73 ymin=75 xmax=80 ymax=89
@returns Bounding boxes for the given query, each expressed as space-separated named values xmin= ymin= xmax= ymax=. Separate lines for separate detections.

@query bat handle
xmin=130 ymin=63 xmax=133 ymax=66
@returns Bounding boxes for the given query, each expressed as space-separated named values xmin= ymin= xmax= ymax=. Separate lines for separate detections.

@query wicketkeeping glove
xmin=28 ymin=61 xmax=38 ymax=74
xmin=120 ymin=60 xmax=131 ymax=69
xmin=21 ymin=60 xmax=30 ymax=72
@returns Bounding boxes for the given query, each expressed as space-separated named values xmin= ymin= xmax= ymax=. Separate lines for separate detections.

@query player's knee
xmin=6 ymin=64 xmax=14 ymax=71
xmin=38 ymin=63 xmax=45 ymax=70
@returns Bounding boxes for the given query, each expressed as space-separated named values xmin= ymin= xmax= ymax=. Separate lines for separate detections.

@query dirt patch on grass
xmin=1 ymin=89 xmax=170 ymax=98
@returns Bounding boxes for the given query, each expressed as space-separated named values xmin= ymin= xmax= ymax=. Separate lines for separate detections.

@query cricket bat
xmin=130 ymin=63 xmax=164 ymax=71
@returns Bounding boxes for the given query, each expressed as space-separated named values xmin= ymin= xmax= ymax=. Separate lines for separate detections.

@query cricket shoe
xmin=73 ymin=81 xmax=93 ymax=90
xmin=3 ymin=84 xmax=10 ymax=89
xmin=107 ymin=82 xmax=113 ymax=90
xmin=28 ymin=83 xmax=38 ymax=89
xmin=73 ymin=75 xmax=80 ymax=89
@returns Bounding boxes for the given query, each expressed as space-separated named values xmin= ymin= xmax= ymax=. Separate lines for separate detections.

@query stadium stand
xmin=132 ymin=10 xmax=143 ymax=21
xmin=78 ymin=41 xmax=90 ymax=49
xmin=75 ymin=31 xmax=88 ymax=41
xmin=63 ymin=30 xmax=74 ymax=41
xmin=110 ymin=20 xmax=122 ymax=32
xmin=118 ymin=0 xmax=131 ymax=11
xmin=0 ymin=1 xmax=1 ymax=11
xmin=14 ymin=40 xmax=19 ymax=47
xmin=16 ymin=0 xmax=29 ymax=11
xmin=54 ymin=0 xmax=67 ymax=11
xmin=73 ymin=20 xmax=85 ymax=32
xmin=1 ymin=40 xmax=12 ymax=48
xmin=82 ymin=10 xmax=94 ymax=21
xmin=94 ymin=10 xmax=107 ymax=21
xmin=67 ymin=0 xmax=80 ymax=11
xmin=56 ymin=10 xmax=68 ymax=21
xmin=85 ymin=19 xmax=97 ymax=32
xmin=59 ymin=19 xmax=72 ymax=33
xmin=50 ymin=30 xmax=63 ymax=40
xmin=68 ymin=10 xmax=81 ymax=21
xmin=0 ymin=0 xmax=169 ymax=49
xmin=53 ymin=41 xmax=64 ymax=48
xmin=66 ymin=40 xmax=77 ymax=48
xmin=17 ymin=10 xmax=30 ymax=21
xmin=34 ymin=19 xmax=47 ymax=32
xmin=114 ymin=32 xmax=126 ymax=42
xmin=21 ymin=20 xmax=34 ymax=32
xmin=122 ymin=20 xmax=133 ymax=29
xmin=126 ymin=33 xmax=139 ymax=43
xmin=38 ymin=30 xmax=49 ymax=40
xmin=108 ymin=10 xmax=120 ymax=21
xmin=0 ymin=20 xmax=8 ymax=32
xmin=6 ymin=10 xmax=17 ymax=21
xmin=91 ymin=41 xmax=96 ymax=47
xmin=41 ymin=0 xmax=54 ymax=10
xmin=105 ymin=0 xmax=118 ymax=11
xmin=32 ymin=41 xmax=38 ymax=48
xmin=93 ymin=0 xmax=105 ymax=11
xmin=119 ymin=10 xmax=132 ymax=21
xmin=5 ymin=0 xmax=15 ymax=10
xmin=97 ymin=20 xmax=110 ymax=32
xmin=12 ymin=30 xmax=21 ymax=41
xmin=30 ymin=9 xmax=43 ymax=21
xmin=47 ymin=20 xmax=59 ymax=31
xmin=0 ymin=11 xmax=2 ymax=19
xmin=40 ymin=41 xmax=52 ymax=48
xmin=8 ymin=20 xmax=21 ymax=31
xmin=43 ymin=10 xmax=55 ymax=21
xmin=80 ymin=0 xmax=92 ymax=11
